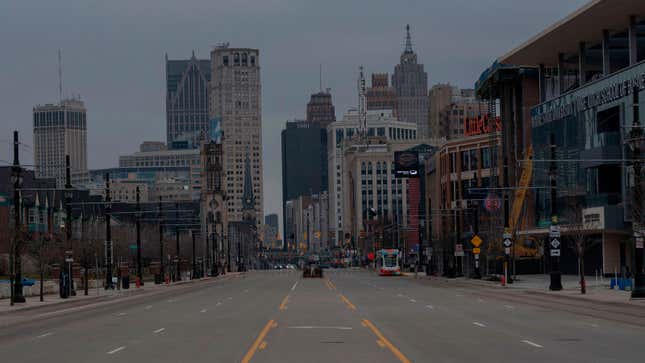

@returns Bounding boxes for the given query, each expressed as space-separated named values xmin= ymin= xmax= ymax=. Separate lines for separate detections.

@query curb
xmin=0 ymin=273 xmax=242 ymax=316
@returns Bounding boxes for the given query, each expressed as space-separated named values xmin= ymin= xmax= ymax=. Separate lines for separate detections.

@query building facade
xmin=33 ymin=99 xmax=89 ymax=188
xmin=209 ymin=45 xmax=263 ymax=225
xmin=327 ymin=109 xmax=417 ymax=245
xmin=476 ymin=0 xmax=645 ymax=275
xmin=284 ymin=191 xmax=329 ymax=253
xmin=166 ymin=53 xmax=211 ymax=148
xmin=306 ymin=91 xmax=336 ymax=127
xmin=392 ymin=25 xmax=429 ymax=139
xmin=366 ymin=73 xmax=397 ymax=113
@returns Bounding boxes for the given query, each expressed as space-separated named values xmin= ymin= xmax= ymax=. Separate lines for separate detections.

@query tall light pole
xmin=65 ymin=155 xmax=75 ymax=297
xmin=191 ymin=229 xmax=197 ymax=279
xmin=104 ymin=173 xmax=114 ymax=289
xmin=175 ymin=202 xmax=180 ymax=281
xmin=549 ymin=133 xmax=563 ymax=291
xmin=135 ymin=187 xmax=143 ymax=285
xmin=158 ymin=196 xmax=164 ymax=283
xmin=631 ymin=86 xmax=644 ymax=298
xmin=11 ymin=130 xmax=25 ymax=303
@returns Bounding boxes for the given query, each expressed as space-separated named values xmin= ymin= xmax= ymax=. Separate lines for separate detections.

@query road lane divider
xmin=521 ymin=340 xmax=543 ymax=348
xmin=36 ymin=332 xmax=53 ymax=338
xmin=242 ymin=320 xmax=277 ymax=363
xmin=291 ymin=281 xmax=299 ymax=291
xmin=153 ymin=328 xmax=165 ymax=334
xmin=339 ymin=294 xmax=357 ymax=311
xmin=279 ymin=295 xmax=290 ymax=311
xmin=472 ymin=322 xmax=486 ymax=328
xmin=326 ymin=279 xmax=337 ymax=291
xmin=362 ymin=319 xmax=411 ymax=363
xmin=107 ymin=346 xmax=126 ymax=355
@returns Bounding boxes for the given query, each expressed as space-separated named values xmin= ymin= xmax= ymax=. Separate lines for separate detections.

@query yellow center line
xmin=241 ymin=319 xmax=277 ymax=363
xmin=362 ymin=319 xmax=411 ymax=363
xmin=326 ymin=279 xmax=337 ymax=291
xmin=339 ymin=294 xmax=357 ymax=311
xmin=279 ymin=295 xmax=290 ymax=311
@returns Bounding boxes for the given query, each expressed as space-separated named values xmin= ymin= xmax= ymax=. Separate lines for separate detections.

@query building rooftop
xmin=500 ymin=0 xmax=645 ymax=66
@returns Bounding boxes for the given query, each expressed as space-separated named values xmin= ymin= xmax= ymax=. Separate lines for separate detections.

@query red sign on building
xmin=463 ymin=115 xmax=502 ymax=137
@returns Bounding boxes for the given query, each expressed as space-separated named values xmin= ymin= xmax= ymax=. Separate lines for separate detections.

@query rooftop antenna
xmin=404 ymin=24 xmax=413 ymax=53
xmin=358 ymin=66 xmax=367 ymax=138
xmin=58 ymin=48 xmax=63 ymax=103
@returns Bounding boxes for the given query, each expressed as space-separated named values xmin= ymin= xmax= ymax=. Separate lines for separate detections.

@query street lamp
xmin=630 ymin=86 xmax=644 ymax=298
xmin=11 ymin=149 xmax=26 ymax=304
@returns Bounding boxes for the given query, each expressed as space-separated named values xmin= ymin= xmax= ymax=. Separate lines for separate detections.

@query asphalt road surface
xmin=1 ymin=269 xmax=644 ymax=362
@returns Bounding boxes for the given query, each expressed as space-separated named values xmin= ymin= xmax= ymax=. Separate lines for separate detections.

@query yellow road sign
xmin=473 ymin=247 xmax=481 ymax=254
xmin=471 ymin=235 xmax=482 ymax=247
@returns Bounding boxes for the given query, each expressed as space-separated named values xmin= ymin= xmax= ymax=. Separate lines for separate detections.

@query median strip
xmin=362 ymin=319 xmax=411 ymax=363
xmin=241 ymin=320 xmax=277 ymax=363
xmin=339 ymin=294 xmax=357 ymax=311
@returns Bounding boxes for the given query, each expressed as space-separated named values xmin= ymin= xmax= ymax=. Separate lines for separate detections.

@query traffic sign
xmin=549 ymin=225 xmax=561 ymax=238
xmin=471 ymin=235 xmax=483 ymax=247
xmin=504 ymin=247 xmax=511 ymax=255
xmin=473 ymin=247 xmax=481 ymax=254
xmin=550 ymin=249 xmax=560 ymax=256
xmin=455 ymin=244 xmax=465 ymax=257
xmin=65 ymin=258 xmax=74 ymax=263
xmin=636 ymin=236 xmax=644 ymax=249
xmin=503 ymin=238 xmax=512 ymax=247
xmin=503 ymin=232 xmax=512 ymax=240
xmin=550 ymin=238 xmax=560 ymax=249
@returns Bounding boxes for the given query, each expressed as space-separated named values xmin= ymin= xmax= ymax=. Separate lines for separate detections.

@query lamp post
xmin=630 ymin=86 xmax=645 ymax=298
xmin=135 ymin=187 xmax=143 ymax=285
xmin=158 ymin=196 xmax=164 ymax=283
xmin=549 ymin=133 xmax=563 ymax=291
xmin=105 ymin=173 xmax=114 ymax=289
xmin=11 ymin=130 xmax=26 ymax=303
xmin=175 ymin=202 xmax=180 ymax=282
xmin=64 ymin=155 xmax=75 ymax=297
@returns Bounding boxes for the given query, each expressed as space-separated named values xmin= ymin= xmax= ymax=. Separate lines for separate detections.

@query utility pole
xmin=192 ymin=229 xmax=197 ymax=279
xmin=65 ymin=155 xmax=75 ymax=297
xmin=502 ymin=155 xmax=513 ymax=284
xmin=631 ymin=86 xmax=645 ymax=298
xmin=12 ymin=130 xmax=25 ymax=303
xmin=175 ymin=202 xmax=180 ymax=281
xmin=158 ymin=196 xmax=164 ymax=283
xmin=136 ymin=187 xmax=143 ymax=285
xmin=549 ymin=133 xmax=563 ymax=291
xmin=212 ymin=231 xmax=218 ymax=275
xmin=105 ymin=173 xmax=114 ymax=289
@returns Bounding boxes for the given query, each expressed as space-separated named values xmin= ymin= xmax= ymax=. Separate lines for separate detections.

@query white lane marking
xmin=426 ymin=304 xmax=434 ymax=310
xmin=116 ymin=312 xmax=126 ymax=317
xmin=227 ymin=297 xmax=233 ymax=300
xmin=167 ymin=299 xmax=176 ymax=303
xmin=473 ymin=322 xmax=486 ymax=328
xmin=107 ymin=346 xmax=126 ymax=354
xmin=216 ymin=302 xmax=222 ymax=306
xmin=588 ymin=323 xmax=599 ymax=328
xmin=409 ymin=299 xmax=417 ymax=303
xmin=153 ymin=328 xmax=165 ymax=334
xmin=200 ymin=309 xmax=208 ymax=313
xmin=456 ymin=294 xmax=463 ymax=297
xmin=397 ymin=293 xmax=404 ymax=297
xmin=244 ymin=289 xmax=249 ymax=293
xmin=37 ymin=332 xmax=54 ymax=338
xmin=504 ymin=305 xmax=515 ymax=309
xmin=287 ymin=326 xmax=353 ymax=330
xmin=477 ymin=298 xmax=484 ymax=303
xmin=522 ymin=340 xmax=543 ymax=348
xmin=144 ymin=305 xmax=153 ymax=310
xmin=291 ymin=281 xmax=299 ymax=291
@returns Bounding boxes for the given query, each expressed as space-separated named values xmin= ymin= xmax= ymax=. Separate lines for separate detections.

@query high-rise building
xmin=327 ymin=109 xmax=417 ymax=245
xmin=265 ymin=213 xmax=279 ymax=231
xmin=209 ymin=45 xmax=263 ymax=225
xmin=392 ymin=25 xmax=429 ymax=139
xmin=166 ymin=52 xmax=211 ymax=148
xmin=306 ymin=90 xmax=336 ymax=127
xmin=366 ymin=73 xmax=397 ymax=113
xmin=281 ymin=120 xmax=327 ymax=243
xmin=33 ymin=99 xmax=89 ymax=188
xmin=429 ymin=84 xmax=488 ymax=139
xmin=428 ymin=84 xmax=456 ymax=140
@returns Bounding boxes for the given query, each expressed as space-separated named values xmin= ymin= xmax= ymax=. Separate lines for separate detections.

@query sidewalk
xmin=417 ymin=273 xmax=645 ymax=306
xmin=0 ymin=273 xmax=241 ymax=315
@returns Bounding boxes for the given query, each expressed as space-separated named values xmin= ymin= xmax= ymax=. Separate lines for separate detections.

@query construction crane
xmin=509 ymin=145 xmax=534 ymax=237
xmin=358 ymin=66 xmax=367 ymax=138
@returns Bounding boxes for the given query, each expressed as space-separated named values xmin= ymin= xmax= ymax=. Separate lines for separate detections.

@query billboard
xmin=394 ymin=151 xmax=419 ymax=178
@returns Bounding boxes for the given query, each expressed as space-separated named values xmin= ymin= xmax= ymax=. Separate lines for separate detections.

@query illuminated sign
xmin=394 ymin=151 xmax=420 ymax=178
xmin=463 ymin=115 xmax=502 ymax=137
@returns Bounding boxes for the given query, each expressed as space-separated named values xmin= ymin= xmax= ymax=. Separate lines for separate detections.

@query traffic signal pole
xmin=549 ymin=133 xmax=563 ymax=291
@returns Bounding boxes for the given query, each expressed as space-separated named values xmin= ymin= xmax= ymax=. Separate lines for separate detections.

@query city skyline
xmin=0 ymin=0 xmax=588 ymax=221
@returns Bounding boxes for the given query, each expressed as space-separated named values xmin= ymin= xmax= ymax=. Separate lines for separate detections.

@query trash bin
xmin=122 ymin=276 xmax=130 ymax=289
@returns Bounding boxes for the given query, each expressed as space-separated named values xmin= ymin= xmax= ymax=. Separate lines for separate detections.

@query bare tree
xmin=564 ymin=203 xmax=600 ymax=294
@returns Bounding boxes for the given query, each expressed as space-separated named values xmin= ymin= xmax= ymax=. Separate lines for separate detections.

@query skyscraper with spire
xmin=392 ymin=25 xmax=429 ymax=139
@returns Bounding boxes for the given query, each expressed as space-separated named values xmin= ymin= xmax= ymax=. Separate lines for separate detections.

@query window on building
xmin=597 ymin=106 xmax=620 ymax=134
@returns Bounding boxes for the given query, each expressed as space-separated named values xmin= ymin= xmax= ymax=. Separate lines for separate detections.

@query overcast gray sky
xmin=1 ymin=0 xmax=587 ymax=227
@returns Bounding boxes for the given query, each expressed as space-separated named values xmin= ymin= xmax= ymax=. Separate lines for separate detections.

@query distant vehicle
xmin=0 ymin=277 xmax=36 ymax=286
xmin=303 ymin=255 xmax=323 ymax=278
xmin=377 ymin=249 xmax=401 ymax=276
